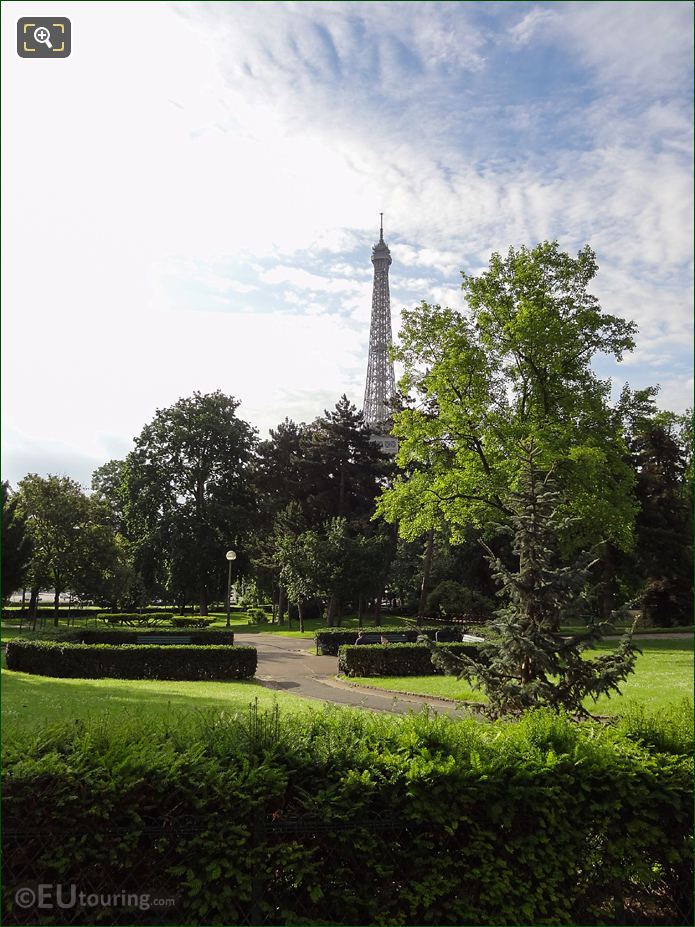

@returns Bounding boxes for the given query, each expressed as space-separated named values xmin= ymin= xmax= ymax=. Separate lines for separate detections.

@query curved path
xmin=235 ymin=633 xmax=467 ymax=717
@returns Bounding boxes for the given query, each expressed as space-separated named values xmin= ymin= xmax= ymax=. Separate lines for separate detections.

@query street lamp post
xmin=225 ymin=550 xmax=237 ymax=628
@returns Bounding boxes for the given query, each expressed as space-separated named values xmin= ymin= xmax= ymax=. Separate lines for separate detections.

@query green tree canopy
xmin=378 ymin=242 xmax=638 ymax=552
xmin=1 ymin=481 xmax=33 ymax=599
xmin=124 ymin=391 xmax=257 ymax=614
xmin=14 ymin=474 xmax=122 ymax=622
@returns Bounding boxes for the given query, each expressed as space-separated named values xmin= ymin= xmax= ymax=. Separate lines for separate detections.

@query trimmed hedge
xmin=338 ymin=641 xmax=487 ymax=676
xmin=2 ymin=707 xmax=692 ymax=925
xmin=5 ymin=639 xmax=256 ymax=680
xmin=315 ymin=625 xmax=463 ymax=655
xmin=73 ymin=629 xmax=235 ymax=645
xmin=170 ymin=616 xmax=214 ymax=628
xmin=97 ymin=612 xmax=170 ymax=625
xmin=2 ymin=607 xmax=98 ymax=621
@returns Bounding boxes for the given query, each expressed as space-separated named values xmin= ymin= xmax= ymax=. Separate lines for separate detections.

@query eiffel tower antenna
xmin=363 ymin=215 xmax=396 ymax=436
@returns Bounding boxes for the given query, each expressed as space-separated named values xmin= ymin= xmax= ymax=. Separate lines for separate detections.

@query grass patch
xmin=347 ymin=638 xmax=694 ymax=716
xmin=0 ymin=623 xmax=318 ymax=733
xmin=0 ymin=668 xmax=323 ymax=737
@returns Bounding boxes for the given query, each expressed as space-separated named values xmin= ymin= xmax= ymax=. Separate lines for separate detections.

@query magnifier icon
xmin=33 ymin=26 xmax=53 ymax=49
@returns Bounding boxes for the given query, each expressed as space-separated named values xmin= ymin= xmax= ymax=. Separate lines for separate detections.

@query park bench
xmin=356 ymin=633 xmax=409 ymax=645
xmin=136 ymin=635 xmax=192 ymax=645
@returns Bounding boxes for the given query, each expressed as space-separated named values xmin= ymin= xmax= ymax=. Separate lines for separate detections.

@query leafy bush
xmin=170 ymin=616 xmax=214 ymax=628
xmin=315 ymin=625 xmax=460 ymax=655
xmin=247 ymin=606 xmax=269 ymax=624
xmin=426 ymin=581 xmax=494 ymax=620
xmin=338 ymin=641 xmax=487 ymax=676
xmin=2 ymin=707 xmax=692 ymax=926
xmin=74 ymin=629 xmax=235 ymax=646
xmin=5 ymin=639 xmax=256 ymax=680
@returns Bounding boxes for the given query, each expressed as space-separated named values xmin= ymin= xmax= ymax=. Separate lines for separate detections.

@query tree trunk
xmin=271 ymin=586 xmax=278 ymax=624
xmin=20 ymin=588 xmax=26 ymax=614
xmin=373 ymin=589 xmax=383 ymax=626
xmin=357 ymin=595 xmax=364 ymax=627
xmin=338 ymin=461 xmax=346 ymax=516
xmin=597 ymin=542 xmax=615 ymax=622
xmin=418 ymin=529 xmax=435 ymax=618
xmin=53 ymin=586 xmax=61 ymax=627
xmin=327 ymin=594 xmax=341 ymax=627
xmin=297 ymin=600 xmax=305 ymax=634
xmin=278 ymin=587 xmax=287 ymax=626
xmin=28 ymin=587 xmax=39 ymax=630
xmin=199 ymin=586 xmax=209 ymax=617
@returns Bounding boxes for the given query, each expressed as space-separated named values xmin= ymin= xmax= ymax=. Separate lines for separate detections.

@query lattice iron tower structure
xmin=363 ymin=214 xmax=396 ymax=432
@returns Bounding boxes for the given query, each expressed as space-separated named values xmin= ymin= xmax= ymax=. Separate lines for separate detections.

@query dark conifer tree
xmin=631 ymin=422 xmax=693 ymax=626
xmin=301 ymin=395 xmax=390 ymax=528
xmin=426 ymin=444 xmax=639 ymax=718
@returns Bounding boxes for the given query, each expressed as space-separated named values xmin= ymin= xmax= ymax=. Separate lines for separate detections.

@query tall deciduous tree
xmin=124 ymin=391 xmax=257 ymax=615
xmin=16 ymin=475 xmax=91 ymax=624
xmin=1 ymin=482 xmax=33 ymax=600
xmin=378 ymin=242 xmax=638 ymax=553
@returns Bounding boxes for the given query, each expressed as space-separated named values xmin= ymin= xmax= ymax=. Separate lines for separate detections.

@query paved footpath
xmin=236 ymin=630 xmax=692 ymax=717
xmin=235 ymin=633 xmax=468 ymax=717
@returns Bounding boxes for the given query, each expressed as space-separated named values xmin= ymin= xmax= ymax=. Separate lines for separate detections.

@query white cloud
xmin=508 ymin=6 xmax=557 ymax=46
xmin=260 ymin=266 xmax=359 ymax=294
xmin=1 ymin=0 xmax=692 ymax=483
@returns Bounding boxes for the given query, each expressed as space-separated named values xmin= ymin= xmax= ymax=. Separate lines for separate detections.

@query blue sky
xmin=2 ymin=0 xmax=693 ymax=486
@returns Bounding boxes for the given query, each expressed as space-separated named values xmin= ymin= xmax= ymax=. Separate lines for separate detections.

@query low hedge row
xmin=338 ymin=641 xmax=487 ymax=676
xmin=2 ymin=707 xmax=692 ymax=925
xmin=73 ymin=630 xmax=235 ymax=646
xmin=315 ymin=625 xmax=462 ymax=655
xmin=5 ymin=640 xmax=256 ymax=680
xmin=2 ymin=608 xmax=97 ymax=621
xmin=97 ymin=612 xmax=170 ymax=625
xmin=170 ymin=616 xmax=214 ymax=628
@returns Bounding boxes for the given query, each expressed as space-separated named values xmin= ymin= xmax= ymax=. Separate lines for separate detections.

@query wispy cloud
xmin=1 ymin=0 xmax=692 ymax=485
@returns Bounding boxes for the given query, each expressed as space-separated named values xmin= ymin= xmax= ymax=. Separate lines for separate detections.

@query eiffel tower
xmin=363 ymin=214 xmax=398 ymax=454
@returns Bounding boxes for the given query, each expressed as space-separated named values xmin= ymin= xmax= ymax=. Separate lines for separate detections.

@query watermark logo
xmin=14 ymin=884 xmax=177 ymax=913
xmin=17 ymin=18 xmax=71 ymax=57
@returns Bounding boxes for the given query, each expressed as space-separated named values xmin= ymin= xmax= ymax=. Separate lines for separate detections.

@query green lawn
xmin=0 ymin=619 xmax=327 ymax=735
xmin=0 ymin=669 xmax=326 ymax=738
xmin=347 ymin=638 xmax=694 ymax=716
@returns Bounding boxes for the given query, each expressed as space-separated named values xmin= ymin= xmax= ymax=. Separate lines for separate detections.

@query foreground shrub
xmin=2 ymin=706 xmax=692 ymax=926
xmin=315 ymin=625 xmax=462 ymax=655
xmin=5 ymin=640 xmax=256 ymax=681
xmin=338 ymin=641 xmax=487 ymax=676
